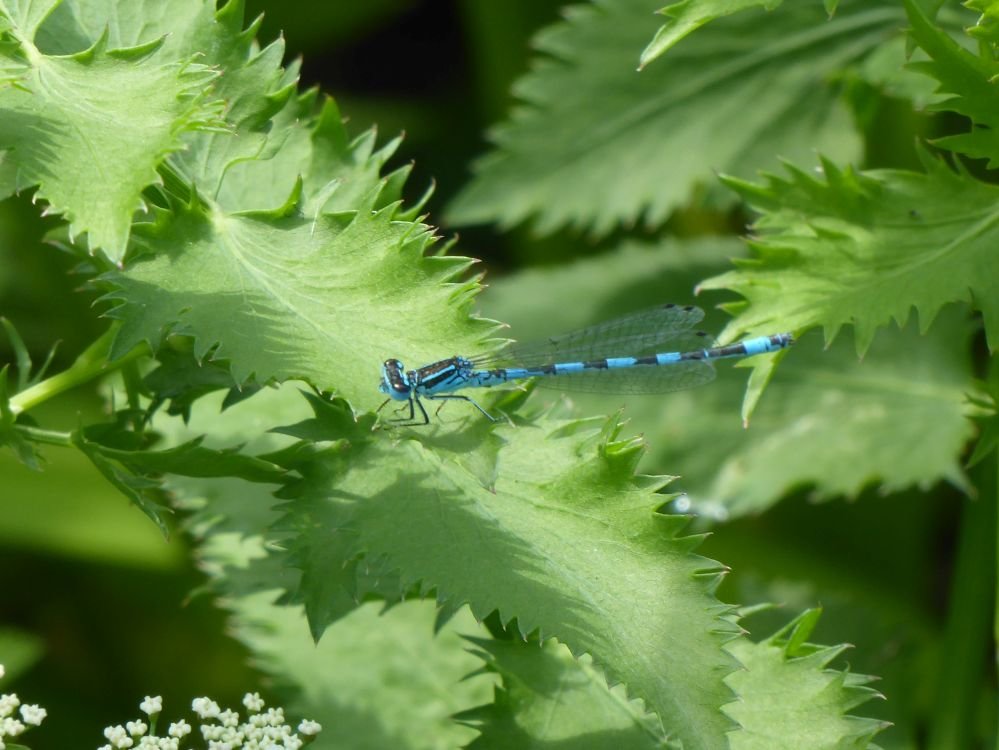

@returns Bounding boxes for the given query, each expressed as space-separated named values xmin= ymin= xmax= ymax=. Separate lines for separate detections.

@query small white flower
xmin=284 ymin=737 xmax=303 ymax=750
xmin=201 ymin=723 xmax=224 ymax=741
xmin=104 ymin=724 xmax=135 ymax=747
xmin=0 ymin=694 xmax=20 ymax=718
xmin=140 ymin=696 xmax=163 ymax=716
xmin=218 ymin=708 xmax=239 ymax=728
xmin=0 ymin=665 xmax=5 ymax=679
xmin=192 ymin=697 xmax=221 ymax=719
xmin=1 ymin=717 xmax=25 ymax=736
xmin=297 ymin=719 xmax=321 ymax=736
xmin=243 ymin=692 xmax=265 ymax=712
xmin=19 ymin=704 xmax=46 ymax=726
xmin=168 ymin=719 xmax=191 ymax=738
xmin=126 ymin=719 xmax=148 ymax=736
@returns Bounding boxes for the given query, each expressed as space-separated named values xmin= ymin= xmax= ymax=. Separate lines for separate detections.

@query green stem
xmin=8 ymin=328 xmax=150 ymax=416
xmin=14 ymin=424 xmax=73 ymax=447
xmin=927 ymin=457 xmax=997 ymax=750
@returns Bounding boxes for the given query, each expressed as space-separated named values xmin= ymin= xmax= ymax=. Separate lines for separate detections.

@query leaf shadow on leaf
xmin=285 ymin=453 xmax=595 ymax=643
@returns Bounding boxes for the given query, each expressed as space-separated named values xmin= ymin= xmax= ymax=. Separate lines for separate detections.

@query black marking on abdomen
xmin=634 ymin=355 xmax=658 ymax=366
xmin=583 ymin=359 xmax=609 ymax=369
xmin=417 ymin=358 xmax=464 ymax=389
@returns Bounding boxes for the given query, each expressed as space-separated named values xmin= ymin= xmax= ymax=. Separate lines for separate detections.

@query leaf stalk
xmin=9 ymin=328 xmax=150 ymax=415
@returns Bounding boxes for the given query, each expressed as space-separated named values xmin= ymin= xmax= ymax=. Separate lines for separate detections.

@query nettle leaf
xmin=640 ymin=0 xmax=784 ymax=69
xmin=965 ymin=0 xmax=999 ymax=46
xmin=459 ymin=637 xmax=667 ymax=748
xmin=104 ymin=190 xmax=488 ymax=409
xmin=212 ymin=91 xmax=411 ymax=218
xmin=35 ymin=0 xmax=203 ymax=51
xmin=229 ymin=595 xmax=493 ymax=750
xmin=72 ymin=427 xmax=175 ymax=535
xmin=141 ymin=347 xmax=252 ymax=420
xmin=153 ymin=387 xmax=493 ymax=750
xmin=73 ymin=420 xmax=287 ymax=537
xmin=83 ymin=0 xmax=471 ymax=410
xmin=38 ymin=0 xmax=406 ymax=220
xmin=156 ymin=1 xmax=304 ymax=211
xmin=656 ymin=309 xmax=974 ymax=517
xmin=0 ymin=0 xmax=223 ymax=261
xmin=482 ymin=240 xmax=974 ymax=518
xmin=701 ymin=153 xmax=999 ymax=354
xmin=31 ymin=0 xmax=308 ymax=212
xmin=725 ymin=610 xmax=887 ymax=749
xmin=446 ymin=0 xmax=903 ymax=237
xmin=905 ymin=0 xmax=999 ymax=165
xmin=277 ymin=412 xmax=743 ymax=750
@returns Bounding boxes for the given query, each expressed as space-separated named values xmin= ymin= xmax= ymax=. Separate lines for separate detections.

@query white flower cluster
xmin=0 ymin=663 xmax=47 ymax=750
xmin=98 ymin=693 xmax=321 ymax=750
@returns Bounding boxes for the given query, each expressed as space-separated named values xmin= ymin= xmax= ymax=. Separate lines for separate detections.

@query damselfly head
xmin=380 ymin=358 xmax=412 ymax=400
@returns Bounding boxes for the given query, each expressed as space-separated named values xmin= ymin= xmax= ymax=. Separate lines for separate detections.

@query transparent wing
xmin=533 ymin=360 xmax=716 ymax=394
xmin=473 ymin=303 xmax=709 ymax=368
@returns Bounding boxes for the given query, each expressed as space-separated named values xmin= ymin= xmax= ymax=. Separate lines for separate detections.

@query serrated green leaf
xmin=724 ymin=610 xmax=887 ymax=749
xmin=71 ymin=415 xmax=288 ymax=537
xmin=104 ymin=195 xmax=489 ymax=409
xmin=34 ymin=0 xmax=215 ymax=54
xmin=446 ymin=0 xmax=900 ymax=237
xmin=229 ymin=596 xmax=493 ymax=750
xmin=852 ymin=34 xmax=942 ymax=108
xmin=482 ymin=238 xmax=974 ymax=517
xmin=664 ymin=311 xmax=974 ymax=516
xmin=32 ymin=0 xmax=291 ymax=204
xmin=147 ymin=385 xmax=493 ymax=750
xmin=640 ymin=0 xmax=784 ymax=69
xmin=39 ymin=0 xmax=404 ymax=218
xmin=701 ymin=153 xmax=999 ymax=355
xmin=276 ymin=413 xmax=742 ymax=750
xmin=0 ymin=3 xmax=223 ymax=261
xmin=964 ymin=0 xmax=999 ymax=46
xmin=460 ymin=637 xmax=668 ymax=749
xmin=904 ymin=0 xmax=999 ymax=165
xmin=213 ymin=93 xmax=411 ymax=218
xmin=141 ymin=347 xmax=248 ymax=420
xmin=81 ymin=431 xmax=286 ymax=484
xmin=72 ymin=427 xmax=174 ymax=536
xmin=68 ymin=1 xmax=459 ymax=417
